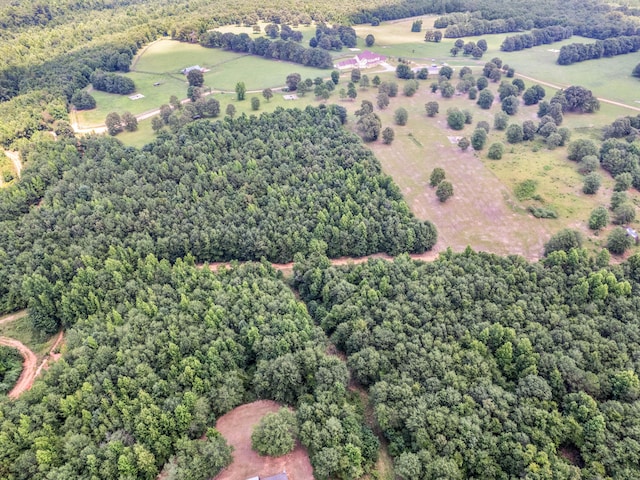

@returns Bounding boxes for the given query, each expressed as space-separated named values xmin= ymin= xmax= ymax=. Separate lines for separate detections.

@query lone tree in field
xmin=487 ymin=142 xmax=504 ymax=160
xmin=121 ymin=111 xmax=138 ymax=132
xmin=187 ymin=69 xmax=204 ymax=87
xmin=589 ymin=207 xmax=609 ymax=231
xmin=365 ymin=34 xmax=375 ymax=47
xmin=477 ymin=89 xmax=494 ymax=109
xmin=225 ymin=104 xmax=236 ymax=118
xmin=105 ymin=112 xmax=122 ymax=136
xmin=251 ymin=408 xmax=297 ymax=457
xmin=446 ymin=108 xmax=465 ymax=130
xmin=436 ymin=181 xmax=454 ymax=202
xmin=251 ymin=97 xmax=260 ymax=111
xmin=394 ymin=107 xmax=408 ymax=126
xmin=471 ymin=128 xmax=487 ymax=150
xmin=425 ymin=101 xmax=439 ymax=117
xmin=430 ymin=167 xmax=445 ymax=187
xmin=607 ymin=227 xmax=633 ymax=255
xmin=582 ymin=173 xmax=601 ymax=195
xmin=262 ymin=88 xmax=273 ymax=102
xmin=382 ymin=127 xmax=395 ymax=144
xmin=235 ymin=82 xmax=246 ymax=101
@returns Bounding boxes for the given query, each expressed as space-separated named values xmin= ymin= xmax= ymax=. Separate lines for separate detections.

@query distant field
xmin=355 ymin=19 xmax=640 ymax=109
xmin=76 ymin=38 xmax=331 ymax=128
xmin=333 ymin=69 xmax=638 ymax=258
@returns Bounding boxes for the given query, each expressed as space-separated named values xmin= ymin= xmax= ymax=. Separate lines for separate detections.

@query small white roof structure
xmin=245 ymin=477 xmax=260 ymax=480
xmin=181 ymin=65 xmax=203 ymax=74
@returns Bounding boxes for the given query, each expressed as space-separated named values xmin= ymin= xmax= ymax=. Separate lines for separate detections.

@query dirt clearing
xmin=214 ymin=400 xmax=314 ymax=480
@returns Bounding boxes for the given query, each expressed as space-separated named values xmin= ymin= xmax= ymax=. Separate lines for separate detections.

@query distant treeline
xmin=557 ymin=35 xmax=640 ymax=65
xmin=500 ymin=26 xmax=573 ymax=52
xmin=198 ymin=31 xmax=333 ymax=69
xmin=432 ymin=0 xmax=640 ymax=39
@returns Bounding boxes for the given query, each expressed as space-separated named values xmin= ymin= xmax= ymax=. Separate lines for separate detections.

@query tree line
xmin=557 ymin=35 xmax=640 ymax=65
xmin=198 ymin=31 xmax=333 ymax=69
xmin=500 ymin=26 xmax=573 ymax=52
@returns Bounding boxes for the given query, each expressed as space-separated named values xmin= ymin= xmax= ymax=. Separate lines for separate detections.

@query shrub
xmin=613 ymin=203 xmax=636 ymax=225
xmin=578 ymin=155 xmax=599 ymax=174
xmin=582 ymin=173 xmax=601 ymax=194
xmin=430 ymin=167 xmax=445 ymax=187
xmin=394 ymin=107 xmax=408 ymax=126
xmin=494 ymin=112 xmax=509 ymax=130
xmin=447 ymin=108 xmax=466 ymax=130
xmin=471 ymin=128 xmax=487 ymax=150
xmin=458 ymin=137 xmax=470 ymax=151
xmin=487 ymin=142 xmax=504 ymax=160
xmin=506 ymin=124 xmax=524 ymax=144
xmin=589 ymin=206 xmax=609 ymax=230
xmin=607 ymin=227 xmax=633 ymax=255
xmin=544 ymin=229 xmax=583 ymax=256
xmin=436 ymin=181 xmax=454 ymax=202
xmin=251 ymin=408 xmax=297 ymax=457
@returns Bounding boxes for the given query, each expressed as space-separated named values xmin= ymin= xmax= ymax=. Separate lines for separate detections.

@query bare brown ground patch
xmin=214 ymin=400 xmax=314 ymax=480
xmin=340 ymin=84 xmax=555 ymax=261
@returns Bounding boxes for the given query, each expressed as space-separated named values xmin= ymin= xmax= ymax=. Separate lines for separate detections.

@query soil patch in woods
xmin=214 ymin=400 xmax=314 ymax=480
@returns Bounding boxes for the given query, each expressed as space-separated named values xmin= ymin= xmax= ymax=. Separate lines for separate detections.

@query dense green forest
xmin=294 ymin=249 xmax=640 ymax=478
xmin=0 ymin=106 xmax=436 ymax=330
xmin=0 ymin=253 xmax=376 ymax=479
xmin=0 ymin=345 xmax=22 ymax=394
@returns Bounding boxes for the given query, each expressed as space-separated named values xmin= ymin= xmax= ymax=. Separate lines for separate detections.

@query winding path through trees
xmin=0 ymin=310 xmax=63 ymax=399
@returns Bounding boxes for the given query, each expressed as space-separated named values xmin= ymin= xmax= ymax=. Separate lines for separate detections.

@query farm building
xmin=181 ymin=65 xmax=203 ymax=75
xmin=335 ymin=50 xmax=386 ymax=69
xmin=245 ymin=473 xmax=288 ymax=480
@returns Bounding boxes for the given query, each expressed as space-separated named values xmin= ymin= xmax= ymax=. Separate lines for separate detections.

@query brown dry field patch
xmin=342 ymin=80 xmax=554 ymax=261
xmin=214 ymin=400 xmax=314 ymax=480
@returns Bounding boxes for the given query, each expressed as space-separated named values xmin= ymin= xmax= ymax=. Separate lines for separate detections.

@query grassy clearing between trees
xmin=355 ymin=18 xmax=640 ymax=108
xmin=333 ymin=68 xmax=639 ymax=258
xmin=0 ymin=313 xmax=55 ymax=359
xmin=76 ymin=38 xmax=330 ymax=128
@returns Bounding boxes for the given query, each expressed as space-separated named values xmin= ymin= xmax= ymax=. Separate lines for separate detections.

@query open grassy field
xmin=110 ymin=18 xmax=640 ymax=260
xmin=333 ymin=69 xmax=639 ymax=259
xmin=76 ymin=38 xmax=331 ymax=128
xmin=355 ymin=18 xmax=640 ymax=109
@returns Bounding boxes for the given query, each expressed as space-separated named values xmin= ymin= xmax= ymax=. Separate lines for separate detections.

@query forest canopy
xmin=0 ymin=106 xmax=436 ymax=332
xmin=294 ymin=249 xmax=640 ymax=478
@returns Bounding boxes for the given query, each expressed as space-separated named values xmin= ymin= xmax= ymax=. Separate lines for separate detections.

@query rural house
xmin=335 ymin=50 xmax=386 ymax=69
xmin=181 ymin=65 xmax=203 ymax=74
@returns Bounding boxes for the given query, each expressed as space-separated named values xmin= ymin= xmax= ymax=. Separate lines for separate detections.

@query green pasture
xmin=77 ymin=38 xmax=333 ymax=128
xmin=203 ymin=55 xmax=330 ymax=90
xmin=133 ymin=39 xmax=243 ymax=73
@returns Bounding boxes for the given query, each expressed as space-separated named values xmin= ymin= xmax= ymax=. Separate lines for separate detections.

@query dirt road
xmin=2 ymin=150 xmax=22 ymax=178
xmin=0 ymin=309 xmax=27 ymax=326
xmin=205 ymin=250 xmax=441 ymax=275
xmin=0 ymin=310 xmax=63 ymax=399
xmin=0 ymin=336 xmax=37 ymax=399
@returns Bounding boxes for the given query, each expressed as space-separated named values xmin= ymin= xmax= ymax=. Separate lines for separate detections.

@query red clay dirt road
xmin=214 ymin=400 xmax=314 ymax=480
xmin=205 ymin=250 xmax=441 ymax=275
xmin=0 ymin=310 xmax=63 ymax=399
xmin=0 ymin=336 xmax=37 ymax=400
